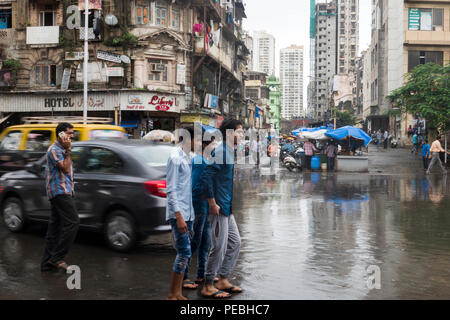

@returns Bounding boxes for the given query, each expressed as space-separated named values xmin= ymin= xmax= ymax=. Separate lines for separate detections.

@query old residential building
xmin=0 ymin=0 xmax=250 ymax=138
xmin=244 ymin=71 xmax=270 ymax=129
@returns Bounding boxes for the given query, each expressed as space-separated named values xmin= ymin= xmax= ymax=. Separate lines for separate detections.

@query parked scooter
xmin=283 ymin=146 xmax=304 ymax=172
xmin=390 ymin=138 xmax=398 ymax=148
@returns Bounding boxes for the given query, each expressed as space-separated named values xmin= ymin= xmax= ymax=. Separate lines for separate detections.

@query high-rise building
xmin=312 ymin=1 xmax=337 ymax=121
xmin=280 ymin=45 xmax=304 ymax=119
xmin=252 ymin=30 xmax=276 ymax=76
xmin=337 ymin=0 xmax=359 ymax=74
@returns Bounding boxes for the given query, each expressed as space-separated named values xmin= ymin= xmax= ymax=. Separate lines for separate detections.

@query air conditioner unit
xmin=151 ymin=64 xmax=166 ymax=72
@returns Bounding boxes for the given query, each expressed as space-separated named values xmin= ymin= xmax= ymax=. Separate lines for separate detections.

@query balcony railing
xmin=26 ymin=26 xmax=60 ymax=45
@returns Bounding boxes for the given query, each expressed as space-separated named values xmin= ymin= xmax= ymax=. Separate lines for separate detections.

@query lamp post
xmin=83 ymin=0 xmax=89 ymax=124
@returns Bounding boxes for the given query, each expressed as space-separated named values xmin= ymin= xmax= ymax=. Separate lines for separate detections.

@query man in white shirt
xmin=426 ymin=135 xmax=449 ymax=175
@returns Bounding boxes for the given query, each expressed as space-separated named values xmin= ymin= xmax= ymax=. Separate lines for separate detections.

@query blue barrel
xmin=311 ymin=156 xmax=320 ymax=170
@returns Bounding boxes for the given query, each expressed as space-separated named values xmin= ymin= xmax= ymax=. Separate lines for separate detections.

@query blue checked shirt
xmin=46 ymin=142 xmax=74 ymax=200
xmin=166 ymin=146 xmax=195 ymax=222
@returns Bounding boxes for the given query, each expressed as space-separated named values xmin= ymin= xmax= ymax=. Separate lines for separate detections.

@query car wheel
xmin=2 ymin=197 xmax=26 ymax=232
xmin=104 ymin=210 xmax=137 ymax=252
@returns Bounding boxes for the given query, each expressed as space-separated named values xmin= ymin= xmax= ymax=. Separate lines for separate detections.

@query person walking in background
xmin=326 ymin=141 xmax=338 ymax=172
xmin=412 ymin=132 xmax=419 ymax=154
xmin=421 ymin=139 xmax=431 ymax=171
xmin=376 ymin=129 xmax=382 ymax=151
xmin=426 ymin=135 xmax=449 ymax=175
xmin=201 ymin=119 xmax=244 ymax=299
xmin=167 ymin=127 xmax=195 ymax=300
xmin=41 ymin=123 xmax=79 ymax=273
xmin=383 ymin=130 xmax=389 ymax=149
xmin=304 ymin=139 xmax=319 ymax=170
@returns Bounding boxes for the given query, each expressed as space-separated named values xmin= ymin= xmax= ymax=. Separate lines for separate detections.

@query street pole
xmin=83 ymin=0 xmax=89 ymax=124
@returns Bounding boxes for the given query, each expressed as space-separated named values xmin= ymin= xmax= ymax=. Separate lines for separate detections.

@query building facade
xmin=337 ymin=0 xmax=359 ymax=75
xmin=0 ymin=0 xmax=250 ymax=137
xmin=252 ymin=30 xmax=275 ymax=76
xmin=312 ymin=0 xmax=337 ymax=122
xmin=266 ymin=75 xmax=281 ymax=130
xmin=244 ymin=71 xmax=270 ymax=129
xmin=280 ymin=45 xmax=304 ymax=119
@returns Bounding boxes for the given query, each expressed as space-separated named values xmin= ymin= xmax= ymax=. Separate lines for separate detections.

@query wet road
xmin=1 ymin=150 xmax=450 ymax=299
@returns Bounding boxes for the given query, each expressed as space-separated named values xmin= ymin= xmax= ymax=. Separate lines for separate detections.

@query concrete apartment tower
xmin=252 ymin=30 xmax=276 ymax=76
xmin=313 ymin=1 xmax=337 ymax=121
xmin=280 ymin=45 xmax=304 ymax=119
xmin=337 ymin=0 xmax=359 ymax=74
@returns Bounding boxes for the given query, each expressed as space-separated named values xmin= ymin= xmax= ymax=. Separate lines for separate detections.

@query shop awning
xmin=115 ymin=120 xmax=139 ymax=128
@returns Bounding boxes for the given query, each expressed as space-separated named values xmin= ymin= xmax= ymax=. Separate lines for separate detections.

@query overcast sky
xmin=243 ymin=0 xmax=371 ymax=107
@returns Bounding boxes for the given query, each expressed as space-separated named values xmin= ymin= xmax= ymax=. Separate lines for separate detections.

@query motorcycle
xmin=283 ymin=146 xmax=304 ymax=172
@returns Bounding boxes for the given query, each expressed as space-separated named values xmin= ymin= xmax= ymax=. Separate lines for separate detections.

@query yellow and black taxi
xmin=0 ymin=119 xmax=126 ymax=175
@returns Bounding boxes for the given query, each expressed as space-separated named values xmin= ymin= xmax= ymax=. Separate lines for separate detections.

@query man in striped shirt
xmin=41 ymin=123 xmax=79 ymax=272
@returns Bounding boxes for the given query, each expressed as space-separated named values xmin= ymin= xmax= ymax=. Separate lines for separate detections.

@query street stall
xmin=292 ymin=127 xmax=333 ymax=170
xmin=325 ymin=126 xmax=372 ymax=172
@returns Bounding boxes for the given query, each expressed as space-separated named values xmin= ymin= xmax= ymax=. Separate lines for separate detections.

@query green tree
xmin=332 ymin=108 xmax=357 ymax=126
xmin=387 ymin=63 xmax=450 ymax=132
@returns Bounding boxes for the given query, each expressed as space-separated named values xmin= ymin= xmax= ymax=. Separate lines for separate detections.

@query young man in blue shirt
xmin=421 ymin=139 xmax=431 ymax=170
xmin=201 ymin=119 xmax=244 ymax=299
xmin=167 ymin=127 xmax=196 ymax=300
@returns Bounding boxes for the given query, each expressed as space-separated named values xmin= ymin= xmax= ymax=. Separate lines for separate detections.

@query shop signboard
xmin=176 ymin=64 xmax=186 ymax=85
xmin=409 ymin=8 xmax=420 ymax=31
xmin=107 ymin=67 xmax=124 ymax=77
xmin=65 ymin=52 xmax=84 ymax=61
xmin=61 ymin=68 xmax=72 ymax=90
xmin=180 ymin=115 xmax=201 ymax=123
xmin=97 ymin=50 xmax=122 ymax=64
xmin=122 ymin=93 xmax=183 ymax=112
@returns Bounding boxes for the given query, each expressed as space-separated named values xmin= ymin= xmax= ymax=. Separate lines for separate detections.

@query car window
xmin=89 ymin=130 xmax=126 ymax=140
xmin=26 ymin=130 xmax=52 ymax=151
xmin=133 ymin=145 xmax=173 ymax=167
xmin=72 ymin=130 xmax=81 ymax=142
xmin=85 ymin=147 xmax=124 ymax=174
xmin=0 ymin=130 xmax=23 ymax=151
xmin=40 ymin=146 xmax=84 ymax=174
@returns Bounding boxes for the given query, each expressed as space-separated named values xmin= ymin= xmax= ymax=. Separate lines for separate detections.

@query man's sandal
xmin=183 ymin=280 xmax=199 ymax=290
xmin=202 ymin=290 xmax=231 ymax=299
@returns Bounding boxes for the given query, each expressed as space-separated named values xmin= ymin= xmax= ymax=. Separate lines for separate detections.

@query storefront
xmin=179 ymin=113 xmax=218 ymax=128
xmin=120 ymin=91 xmax=186 ymax=138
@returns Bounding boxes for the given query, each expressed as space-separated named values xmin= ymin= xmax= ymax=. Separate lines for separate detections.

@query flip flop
xmin=202 ymin=290 xmax=231 ymax=299
xmin=183 ymin=280 xmax=199 ymax=290
xmin=195 ymin=279 xmax=205 ymax=284
xmin=222 ymin=285 xmax=243 ymax=294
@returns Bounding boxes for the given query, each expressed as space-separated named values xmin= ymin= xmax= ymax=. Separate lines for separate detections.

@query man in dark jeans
xmin=41 ymin=123 xmax=79 ymax=272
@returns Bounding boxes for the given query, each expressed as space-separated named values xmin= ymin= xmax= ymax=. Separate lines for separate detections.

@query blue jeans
xmin=169 ymin=219 xmax=193 ymax=275
xmin=185 ymin=201 xmax=211 ymax=280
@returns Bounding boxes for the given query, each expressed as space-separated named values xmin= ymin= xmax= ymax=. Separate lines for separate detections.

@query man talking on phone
xmin=41 ymin=122 xmax=79 ymax=272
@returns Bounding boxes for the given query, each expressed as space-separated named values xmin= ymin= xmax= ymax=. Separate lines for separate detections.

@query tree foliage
xmin=387 ymin=63 xmax=450 ymax=132
xmin=331 ymin=108 xmax=357 ymax=127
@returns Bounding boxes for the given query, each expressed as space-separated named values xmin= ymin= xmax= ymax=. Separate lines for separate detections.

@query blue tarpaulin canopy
xmin=202 ymin=124 xmax=219 ymax=133
xmin=325 ymin=126 xmax=372 ymax=147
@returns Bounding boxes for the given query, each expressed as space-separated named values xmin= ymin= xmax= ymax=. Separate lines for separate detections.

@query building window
xmin=35 ymin=64 xmax=58 ymax=87
xmin=408 ymin=51 xmax=443 ymax=72
xmin=171 ymin=7 xmax=180 ymax=29
xmin=409 ymin=8 xmax=443 ymax=31
xmin=0 ymin=9 xmax=12 ymax=29
xmin=136 ymin=0 xmax=150 ymax=25
xmin=39 ymin=9 xmax=56 ymax=26
xmin=148 ymin=59 xmax=168 ymax=82
xmin=155 ymin=2 xmax=168 ymax=26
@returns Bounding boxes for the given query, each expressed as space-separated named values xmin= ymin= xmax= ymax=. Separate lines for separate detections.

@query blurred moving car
xmin=0 ymin=140 xmax=173 ymax=252
xmin=0 ymin=117 xmax=126 ymax=175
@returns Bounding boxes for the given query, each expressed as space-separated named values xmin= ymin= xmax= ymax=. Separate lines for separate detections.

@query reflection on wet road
xmin=1 ymin=168 xmax=449 ymax=299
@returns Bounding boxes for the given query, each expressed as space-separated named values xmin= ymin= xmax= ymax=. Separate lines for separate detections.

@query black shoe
xmin=40 ymin=263 xmax=56 ymax=272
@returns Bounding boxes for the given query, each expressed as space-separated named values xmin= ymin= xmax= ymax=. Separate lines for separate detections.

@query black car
xmin=0 ymin=140 xmax=174 ymax=252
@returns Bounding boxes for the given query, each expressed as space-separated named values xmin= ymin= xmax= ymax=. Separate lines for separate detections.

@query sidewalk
xmin=368 ymin=145 xmax=426 ymax=175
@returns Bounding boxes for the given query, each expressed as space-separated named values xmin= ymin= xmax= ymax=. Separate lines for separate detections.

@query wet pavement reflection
xmin=1 ymin=167 xmax=450 ymax=299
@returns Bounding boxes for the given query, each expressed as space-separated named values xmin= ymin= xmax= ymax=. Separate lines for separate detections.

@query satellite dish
xmin=105 ymin=14 xmax=118 ymax=26
xmin=121 ymin=55 xmax=131 ymax=64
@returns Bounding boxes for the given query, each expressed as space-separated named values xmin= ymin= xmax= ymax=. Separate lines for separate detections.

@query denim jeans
xmin=184 ymin=201 xmax=211 ymax=280
xmin=327 ymin=157 xmax=335 ymax=171
xmin=169 ymin=219 xmax=193 ymax=274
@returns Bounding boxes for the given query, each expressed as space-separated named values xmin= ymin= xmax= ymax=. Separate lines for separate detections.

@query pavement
xmin=1 ymin=147 xmax=450 ymax=300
